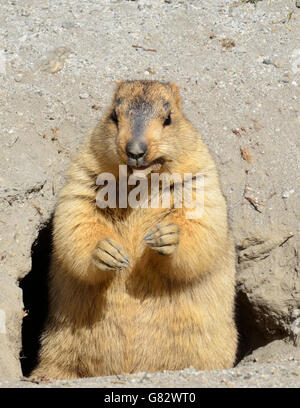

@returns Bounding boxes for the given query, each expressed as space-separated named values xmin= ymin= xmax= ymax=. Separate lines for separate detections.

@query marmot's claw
xmin=145 ymin=223 xmax=180 ymax=256
xmin=92 ymin=238 xmax=130 ymax=271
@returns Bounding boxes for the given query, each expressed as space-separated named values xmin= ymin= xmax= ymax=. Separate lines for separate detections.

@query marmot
xmin=31 ymin=80 xmax=237 ymax=380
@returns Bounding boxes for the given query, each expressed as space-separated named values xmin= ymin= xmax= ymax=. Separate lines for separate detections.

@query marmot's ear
xmin=115 ymin=81 xmax=125 ymax=90
xmin=170 ymin=83 xmax=182 ymax=109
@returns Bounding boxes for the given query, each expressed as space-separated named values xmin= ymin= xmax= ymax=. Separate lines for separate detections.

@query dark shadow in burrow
xmin=19 ymin=215 xmax=53 ymax=377
xmin=234 ymin=290 xmax=285 ymax=364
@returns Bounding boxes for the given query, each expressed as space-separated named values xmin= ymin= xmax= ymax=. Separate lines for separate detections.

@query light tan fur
xmin=32 ymin=80 xmax=237 ymax=380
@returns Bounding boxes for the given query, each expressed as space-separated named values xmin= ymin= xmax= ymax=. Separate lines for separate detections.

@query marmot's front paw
xmin=92 ymin=238 xmax=130 ymax=271
xmin=145 ymin=223 xmax=180 ymax=256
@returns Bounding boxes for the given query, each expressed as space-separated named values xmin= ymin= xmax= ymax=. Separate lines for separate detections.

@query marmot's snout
xmin=126 ymin=139 xmax=148 ymax=167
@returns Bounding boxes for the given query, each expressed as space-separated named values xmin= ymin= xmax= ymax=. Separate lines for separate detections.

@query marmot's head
xmin=99 ymin=80 xmax=198 ymax=177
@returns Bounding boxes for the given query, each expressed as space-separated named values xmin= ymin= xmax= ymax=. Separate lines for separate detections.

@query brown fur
xmin=32 ymin=80 xmax=237 ymax=380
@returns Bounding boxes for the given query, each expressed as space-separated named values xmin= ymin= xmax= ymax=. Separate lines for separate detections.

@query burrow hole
xmin=19 ymin=216 xmax=273 ymax=377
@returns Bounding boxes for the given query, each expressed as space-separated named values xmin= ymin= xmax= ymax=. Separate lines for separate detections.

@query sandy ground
xmin=0 ymin=0 xmax=299 ymax=387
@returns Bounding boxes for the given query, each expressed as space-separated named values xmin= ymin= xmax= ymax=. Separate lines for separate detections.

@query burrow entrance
xmin=19 ymin=217 xmax=276 ymax=377
xmin=19 ymin=217 xmax=53 ymax=377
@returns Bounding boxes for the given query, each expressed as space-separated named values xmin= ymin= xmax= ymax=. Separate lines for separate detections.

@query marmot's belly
xmin=72 ymin=294 xmax=205 ymax=375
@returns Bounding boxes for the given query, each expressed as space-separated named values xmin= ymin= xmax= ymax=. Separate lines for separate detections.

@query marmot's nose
xmin=126 ymin=140 xmax=147 ymax=160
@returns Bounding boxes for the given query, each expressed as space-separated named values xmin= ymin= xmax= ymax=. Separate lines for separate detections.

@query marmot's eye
xmin=163 ymin=113 xmax=171 ymax=127
xmin=110 ymin=110 xmax=118 ymax=125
